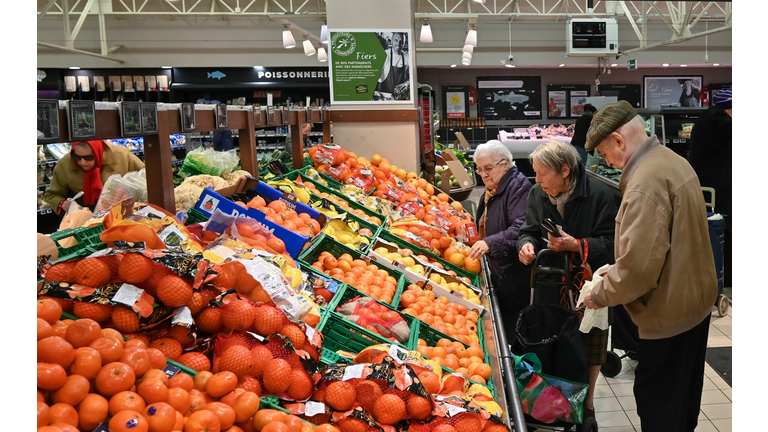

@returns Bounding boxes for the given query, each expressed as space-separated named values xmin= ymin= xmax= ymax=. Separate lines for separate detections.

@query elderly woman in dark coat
xmin=469 ymin=140 xmax=533 ymax=339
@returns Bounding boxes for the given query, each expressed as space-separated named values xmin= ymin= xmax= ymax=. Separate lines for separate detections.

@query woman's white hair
xmin=474 ymin=140 xmax=514 ymax=168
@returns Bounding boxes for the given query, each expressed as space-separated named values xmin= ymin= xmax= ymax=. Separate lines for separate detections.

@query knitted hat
xmin=713 ymin=88 xmax=732 ymax=109
xmin=585 ymin=100 xmax=637 ymax=152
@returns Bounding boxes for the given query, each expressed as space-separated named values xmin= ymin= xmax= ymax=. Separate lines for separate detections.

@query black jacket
xmin=569 ymin=112 xmax=594 ymax=149
xmin=517 ymin=165 xmax=617 ymax=271
xmin=688 ymin=106 xmax=732 ymax=215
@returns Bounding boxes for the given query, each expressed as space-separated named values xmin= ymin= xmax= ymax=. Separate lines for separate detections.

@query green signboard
xmin=329 ymin=30 xmax=413 ymax=104
xmin=627 ymin=59 xmax=637 ymax=71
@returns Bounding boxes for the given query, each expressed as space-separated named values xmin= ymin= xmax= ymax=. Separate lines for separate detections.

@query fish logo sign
xmin=207 ymin=71 xmax=227 ymax=80
xmin=493 ymin=91 xmax=529 ymax=106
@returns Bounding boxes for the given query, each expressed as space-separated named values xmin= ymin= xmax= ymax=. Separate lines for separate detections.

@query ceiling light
xmin=450 ymin=64 xmax=457 ymax=68
xmin=317 ymin=47 xmax=328 ymax=62
xmin=559 ymin=64 xmax=565 ymax=67
xmin=464 ymin=27 xmax=477 ymax=47
xmin=320 ymin=24 xmax=329 ymax=45
xmin=680 ymin=64 xmax=688 ymax=67
xmin=462 ymin=58 xmax=471 ymax=65
xmin=69 ymin=66 xmax=80 ymax=70
xmin=662 ymin=63 xmax=669 ymax=67
xmin=610 ymin=63 xmax=618 ymax=67
xmin=420 ymin=20 xmax=433 ymax=43
xmin=472 ymin=0 xmax=485 ymax=3
xmin=462 ymin=44 xmax=474 ymax=54
xmin=713 ymin=63 xmax=720 ymax=66
xmin=282 ymin=25 xmax=296 ymax=49
xmin=253 ymin=66 xmax=264 ymax=69
xmin=505 ymin=64 xmax=514 ymax=68
xmin=303 ymin=38 xmax=316 ymax=56
xmin=462 ymin=52 xmax=472 ymax=61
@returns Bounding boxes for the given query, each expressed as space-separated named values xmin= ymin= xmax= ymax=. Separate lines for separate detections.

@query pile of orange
xmin=414 ymin=337 xmax=492 ymax=385
xmin=310 ymin=252 xmax=398 ymax=305
xmin=399 ymin=284 xmax=480 ymax=344
xmin=37 ymin=297 xmax=342 ymax=432
xmin=244 ymin=198 xmax=323 ymax=239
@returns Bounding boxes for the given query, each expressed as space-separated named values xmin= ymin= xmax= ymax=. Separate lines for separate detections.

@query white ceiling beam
xmin=70 ymin=0 xmax=97 ymax=42
xmin=37 ymin=41 xmax=125 ymax=62
xmin=619 ymin=23 xmax=731 ymax=56
xmin=38 ymin=0 xmax=59 ymax=23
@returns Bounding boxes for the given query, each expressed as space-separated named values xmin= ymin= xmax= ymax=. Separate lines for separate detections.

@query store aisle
xmin=594 ymin=305 xmax=733 ymax=432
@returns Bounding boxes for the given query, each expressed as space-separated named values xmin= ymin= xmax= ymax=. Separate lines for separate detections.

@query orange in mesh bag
xmin=336 ymin=297 xmax=411 ymax=345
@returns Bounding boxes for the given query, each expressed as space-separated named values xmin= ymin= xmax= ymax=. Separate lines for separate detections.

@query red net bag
xmin=335 ymin=297 xmax=411 ymax=345
xmin=236 ymin=334 xmax=316 ymax=401
xmin=283 ymin=401 xmax=333 ymax=425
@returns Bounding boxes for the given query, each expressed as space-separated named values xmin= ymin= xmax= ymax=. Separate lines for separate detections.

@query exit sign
xmin=627 ymin=59 xmax=637 ymax=71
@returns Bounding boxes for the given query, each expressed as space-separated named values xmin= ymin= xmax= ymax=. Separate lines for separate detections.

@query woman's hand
xmin=60 ymin=200 xmax=72 ymax=213
xmin=547 ymin=230 xmax=580 ymax=253
xmin=469 ymin=240 xmax=489 ymax=260
xmin=519 ymin=243 xmax=536 ymax=265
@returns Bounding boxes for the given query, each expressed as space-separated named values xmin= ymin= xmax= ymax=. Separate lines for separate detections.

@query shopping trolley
xmin=511 ymin=249 xmax=597 ymax=432
xmin=702 ymin=187 xmax=730 ymax=316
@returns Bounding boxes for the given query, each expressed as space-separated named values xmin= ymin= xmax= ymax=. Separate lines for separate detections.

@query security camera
xmin=508 ymin=54 xmax=514 ymax=61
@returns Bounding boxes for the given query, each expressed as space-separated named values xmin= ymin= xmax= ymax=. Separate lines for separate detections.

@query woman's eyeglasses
xmin=72 ymin=153 xmax=95 ymax=161
xmin=477 ymin=161 xmax=503 ymax=176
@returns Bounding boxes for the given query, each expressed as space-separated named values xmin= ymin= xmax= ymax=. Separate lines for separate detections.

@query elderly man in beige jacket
xmin=582 ymin=101 xmax=717 ymax=432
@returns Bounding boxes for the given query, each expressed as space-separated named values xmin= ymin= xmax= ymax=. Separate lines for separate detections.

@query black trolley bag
xmin=512 ymin=249 xmax=589 ymax=385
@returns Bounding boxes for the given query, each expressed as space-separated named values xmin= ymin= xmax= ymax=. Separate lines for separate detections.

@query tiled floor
xmin=592 ymin=305 xmax=733 ymax=432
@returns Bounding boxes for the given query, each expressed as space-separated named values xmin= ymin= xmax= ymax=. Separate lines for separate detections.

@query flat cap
xmin=713 ymin=87 xmax=732 ymax=109
xmin=585 ymin=100 xmax=637 ymax=152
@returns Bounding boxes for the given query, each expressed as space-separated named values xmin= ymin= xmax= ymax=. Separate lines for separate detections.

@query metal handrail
xmin=481 ymin=256 xmax=527 ymax=432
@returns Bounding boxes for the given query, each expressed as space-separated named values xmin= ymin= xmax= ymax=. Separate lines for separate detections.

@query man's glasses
xmin=72 ymin=153 xmax=95 ymax=161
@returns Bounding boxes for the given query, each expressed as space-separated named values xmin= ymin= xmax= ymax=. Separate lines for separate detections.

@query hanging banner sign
xmin=443 ymin=85 xmax=468 ymax=118
xmin=329 ymin=29 xmax=415 ymax=104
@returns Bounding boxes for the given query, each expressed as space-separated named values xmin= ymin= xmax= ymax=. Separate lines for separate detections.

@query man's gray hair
xmin=529 ymin=140 xmax=581 ymax=183
xmin=474 ymin=140 xmax=514 ymax=167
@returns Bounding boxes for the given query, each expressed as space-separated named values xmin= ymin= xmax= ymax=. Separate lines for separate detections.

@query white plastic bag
xmin=576 ymin=263 xmax=611 ymax=333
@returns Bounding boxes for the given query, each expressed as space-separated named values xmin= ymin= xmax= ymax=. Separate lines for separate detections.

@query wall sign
xmin=477 ymin=76 xmax=542 ymax=120
xmin=596 ymin=84 xmax=641 ymax=108
xmin=180 ymin=103 xmax=196 ymax=132
xmin=329 ymin=30 xmax=415 ymax=104
xmin=547 ymin=84 xmax=591 ymax=118
xmin=173 ymin=67 xmax=329 ymax=84
xmin=67 ymin=100 xmax=96 ymax=140
xmin=37 ymin=100 xmax=61 ymax=143
xmin=140 ymin=103 xmax=159 ymax=135
xmin=119 ymin=102 xmax=143 ymax=137
xmin=644 ymin=75 xmax=703 ymax=108
xmin=442 ymin=85 xmax=469 ymax=118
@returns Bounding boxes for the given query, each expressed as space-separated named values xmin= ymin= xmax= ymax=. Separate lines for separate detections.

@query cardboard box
xmin=194 ymin=177 xmax=311 ymax=258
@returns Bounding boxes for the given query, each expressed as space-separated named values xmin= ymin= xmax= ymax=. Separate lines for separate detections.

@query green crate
xmin=298 ymin=234 xmax=406 ymax=309
xmin=326 ymin=284 xmax=419 ymax=350
xmin=374 ymin=230 xmax=481 ymax=288
xmin=318 ymin=310 xmax=410 ymax=355
xmin=49 ymin=224 xmax=107 ymax=263
xmin=279 ymin=169 xmax=388 ymax=226
xmin=260 ymin=395 xmax=291 ymax=414
xmin=413 ymin=319 xmax=494 ymax=396
xmin=185 ymin=207 xmax=210 ymax=226
xmin=318 ymin=347 xmax=353 ymax=368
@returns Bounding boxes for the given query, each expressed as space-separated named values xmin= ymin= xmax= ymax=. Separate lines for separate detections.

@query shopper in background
xmin=517 ymin=139 xmax=617 ymax=423
xmin=569 ymin=103 xmax=598 ymax=166
xmin=582 ymin=101 xmax=717 ymax=432
xmin=212 ymin=129 xmax=234 ymax=152
xmin=45 ymin=140 xmax=145 ymax=215
xmin=468 ymin=140 xmax=533 ymax=340
xmin=688 ymin=88 xmax=732 ymax=287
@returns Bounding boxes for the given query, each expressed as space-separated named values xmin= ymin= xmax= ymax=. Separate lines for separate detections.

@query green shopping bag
xmin=513 ymin=352 xmax=589 ymax=425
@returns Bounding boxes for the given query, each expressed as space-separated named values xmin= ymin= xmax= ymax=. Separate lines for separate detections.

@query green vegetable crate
xmin=317 ymin=310 xmax=411 ymax=356
xmin=49 ymin=224 xmax=106 ymax=263
xmin=373 ymin=229 xmax=481 ymax=288
xmin=298 ymin=234 xmax=406 ymax=309
xmin=413 ymin=319 xmax=493 ymax=396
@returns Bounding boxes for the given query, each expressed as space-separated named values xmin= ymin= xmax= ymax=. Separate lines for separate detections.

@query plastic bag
xmin=94 ymin=170 xmax=147 ymax=213
xmin=576 ymin=264 xmax=610 ymax=333
xmin=179 ymin=147 xmax=240 ymax=178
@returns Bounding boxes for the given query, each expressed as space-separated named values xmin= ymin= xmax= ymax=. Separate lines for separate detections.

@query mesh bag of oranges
xmin=310 ymin=144 xmax=350 ymax=167
xmin=407 ymin=396 xmax=503 ymax=432
xmin=345 ymin=167 xmax=377 ymax=194
xmin=316 ymin=360 xmax=435 ymax=426
xmin=336 ymin=297 xmax=411 ymax=345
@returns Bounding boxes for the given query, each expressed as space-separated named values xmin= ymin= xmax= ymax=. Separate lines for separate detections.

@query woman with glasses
xmin=45 ymin=140 xmax=145 ymax=216
xmin=516 ymin=139 xmax=617 ymax=424
xmin=468 ymin=140 xmax=533 ymax=339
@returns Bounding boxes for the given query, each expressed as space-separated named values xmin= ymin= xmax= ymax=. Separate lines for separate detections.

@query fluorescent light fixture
xmin=420 ymin=20 xmax=433 ymax=43
xmin=473 ymin=0 xmax=485 ymax=3
xmin=662 ymin=63 xmax=669 ymax=67
xmin=253 ymin=66 xmax=264 ymax=69
xmin=282 ymin=25 xmax=296 ymax=49
xmin=69 ymin=66 xmax=80 ymax=69
xmin=462 ymin=44 xmax=474 ymax=54
xmin=504 ymin=64 xmax=514 ymax=68
xmin=317 ymin=47 xmax=328 ymax=62
xmin=611 ymin=63 xmax=618 ymax=67
xmin=450 ymin=64 xmax=457 ymax=68
xmin=464 ymin=28 xmax=477 ymax=47
xmin=559 ymin=64 xmax=565 ymax=67
xmin=713 ymin=63 xmax=720 ymax=66
xmin=320 ymin=24 xmax=329 ymax=45
xmin=303 ymin=38 xmax=316 ymax=56
xmin=680 ymin=64 xmax=688 ymax=67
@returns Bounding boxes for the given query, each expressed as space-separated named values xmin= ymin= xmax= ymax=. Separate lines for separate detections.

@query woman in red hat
xmin=44 ymin=140 xmax=145 ymax=215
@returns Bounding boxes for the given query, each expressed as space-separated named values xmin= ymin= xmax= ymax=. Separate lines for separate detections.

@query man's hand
xmin=584 ymin=291 xmax=601 ymax=310
xmin=61 ymin=200 xmax=72 ymax=213
xmin=469 ymin=240 xmax=489 ymax=260
xmin=519 ymin=243 xmax=536 ymax=265
xmin=547 ymin=230 xmax=580 ymax=253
